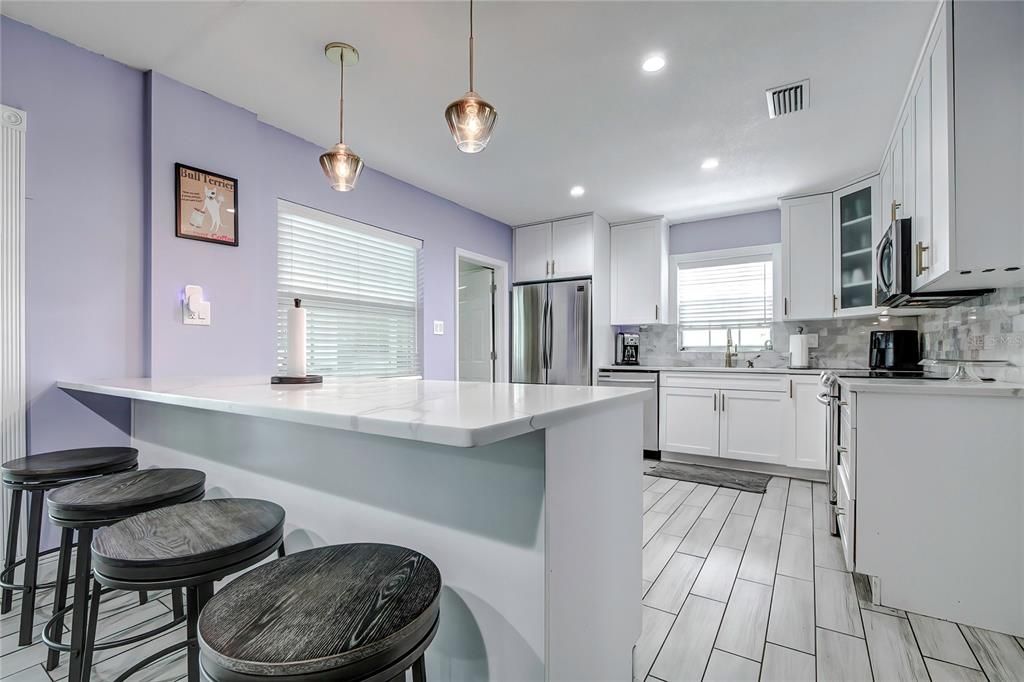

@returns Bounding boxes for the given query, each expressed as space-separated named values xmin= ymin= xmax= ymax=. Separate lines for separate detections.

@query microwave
xmin=875 ymin=219 xmax=990 ymax=308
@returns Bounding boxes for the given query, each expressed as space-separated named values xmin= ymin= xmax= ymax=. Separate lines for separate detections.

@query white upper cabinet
xmin=513 ymin=222 xmax=552 ymax=282
xmin=610 ymin=217 xmax=669 ymax=325
xmin=513 ymin=215 xmax=595 ymax=282
xmin=781 ymin=193 xmax=834 ymax=320
xmin=550 ymin=216 xmax=594 ymax=279
xmin=832 ymin=176 xmax=880 ymax=317
xmin=879 ymin=0 xmax=1023 ymax=293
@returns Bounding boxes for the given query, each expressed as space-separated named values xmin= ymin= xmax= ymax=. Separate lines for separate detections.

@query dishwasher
xmin=596 ymin=370 xmax=659 ymax=457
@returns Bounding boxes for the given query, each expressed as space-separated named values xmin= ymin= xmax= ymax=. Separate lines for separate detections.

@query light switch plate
xmin=806 ymin=333 xmax=819 ymax=348
xmin=433 ymin=320 xmax=445 ymax=335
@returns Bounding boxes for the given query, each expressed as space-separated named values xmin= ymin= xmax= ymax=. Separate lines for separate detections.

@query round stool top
xmin=46 ymin=468 xmax=205 ymax=525
xmin=2 ymin=447 xmax=138 ymax=485
xmin=198 ymin=544 xmax=442 ymax=678
xmin=92 ymin=498 xmax=285 ymax=583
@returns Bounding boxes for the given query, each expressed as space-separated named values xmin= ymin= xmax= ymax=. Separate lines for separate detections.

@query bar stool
xmin=2 ymin=446 xmax=138 ymax=646
xmin=42 ymin=467 xmax=206 ymax=679
xmin=198 ymin=544 xmax=442 ymax=682
xmin=87 ymin=498 xmax=286 ymax=682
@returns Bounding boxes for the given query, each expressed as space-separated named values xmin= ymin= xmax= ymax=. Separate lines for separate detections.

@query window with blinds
xmin=277 ymin=200 xmax=422 ymax=377
xmin=676 ymin=257 xmax=774 ymax=350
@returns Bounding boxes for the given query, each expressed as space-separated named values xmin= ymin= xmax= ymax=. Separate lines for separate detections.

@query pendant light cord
xmin=338 ymin=59 xmax=345 ymax=144
xmin=468 ymin=0 xmax=475 ymax=93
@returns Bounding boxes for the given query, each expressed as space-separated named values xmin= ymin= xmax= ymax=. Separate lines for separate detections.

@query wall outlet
xmin=806 ymin=333 xmax=819 ymax=348
xmin=183 ymin=285 xmax=211 ymax=326
xmin=433 ymin=320 xmax=445 ymax=335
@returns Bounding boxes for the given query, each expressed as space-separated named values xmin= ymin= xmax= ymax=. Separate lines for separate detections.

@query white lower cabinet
xmin=659 ymin=386 xmax=718 ymax=457
xmin=718 ymin=390 xmax=788 ymax=464
xmin=660 ymin=373 xmax=826 ymax=472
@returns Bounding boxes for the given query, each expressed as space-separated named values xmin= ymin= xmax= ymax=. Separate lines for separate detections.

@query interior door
xmin=513 ymin=223 xmax=551 ymax=283
xmin=511 ymin=283 xmax=546 ymax=384
xmin=458 ymin=266 xmax=495 ymax=382
xmin=545 ymin=280 xmax=591 ymax=386
xmin=719 ymin=390 xmax=789 ymax=464
xmin=550 ymin=216 xmax=593 ymax=279
xmin=659 ymin=387 xmax=719 ymax=457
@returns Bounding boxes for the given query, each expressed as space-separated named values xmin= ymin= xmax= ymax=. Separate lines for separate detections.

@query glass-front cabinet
xmin=832 ymin=176 xmax=880 ymax=317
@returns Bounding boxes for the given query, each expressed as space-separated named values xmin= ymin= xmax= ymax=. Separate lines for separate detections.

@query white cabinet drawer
xmin=660 ymin=372 xmax=788 ymax=393
xmin=836 ymin=474 xmax=855 ymax=572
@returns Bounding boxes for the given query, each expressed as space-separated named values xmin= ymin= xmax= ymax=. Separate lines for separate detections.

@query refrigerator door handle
xmin=541 ymin=297 xmax=550 ymax=370
xmin=546 ymin=298 xmax=554 ymax=369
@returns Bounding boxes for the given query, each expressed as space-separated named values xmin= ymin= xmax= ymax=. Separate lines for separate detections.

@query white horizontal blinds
xmin=277 ymin=201 xmax=422 ymax=377
xmin=677 ymin=259 xmax=773 ymax=329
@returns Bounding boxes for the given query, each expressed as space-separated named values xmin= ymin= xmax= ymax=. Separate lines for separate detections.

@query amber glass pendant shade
xmin=319 ymin=143 xmax=363 ymax=192
xmin=445 ymin=92 xmax=497 ymax=154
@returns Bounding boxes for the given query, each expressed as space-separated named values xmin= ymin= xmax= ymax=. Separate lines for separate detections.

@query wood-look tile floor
xmin=637 ymin=464 xmax=1024 ymax=682
xmin=4 ymin=473 xmax=1024 ymax=681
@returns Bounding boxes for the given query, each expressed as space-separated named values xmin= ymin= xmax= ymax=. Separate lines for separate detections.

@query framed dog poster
xmin=175 ymin=163 xmax=238 ymax=246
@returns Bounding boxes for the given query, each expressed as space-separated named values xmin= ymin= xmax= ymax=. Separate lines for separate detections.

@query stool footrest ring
xmin=0 ymin=545 xmax=78 ymax=591
xmin=41 ymin=588 xmax=184 ymax=654
xmin=112 ymin=638 xmax=190 ymax=682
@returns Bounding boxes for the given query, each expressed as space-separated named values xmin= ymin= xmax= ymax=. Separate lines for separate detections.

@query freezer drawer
xmin=597 ymin=371 xmax=658 ymax=451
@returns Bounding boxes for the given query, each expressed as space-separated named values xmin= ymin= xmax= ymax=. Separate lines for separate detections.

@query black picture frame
xmin=174 ymin=163 xmax=239 ymax=247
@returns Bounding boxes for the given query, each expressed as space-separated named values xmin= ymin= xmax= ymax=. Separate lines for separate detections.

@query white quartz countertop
xmin=599 ymin=365 xmax=828 ymax=375
xmin=837 ymin=376 xmax=1024 ymax=397
xmin=58 ymin=376 xmax=651 ymax=448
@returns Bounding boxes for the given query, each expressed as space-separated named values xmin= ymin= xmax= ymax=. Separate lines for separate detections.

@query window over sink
xmin=673 ymin=247 xmax=778 ymax=351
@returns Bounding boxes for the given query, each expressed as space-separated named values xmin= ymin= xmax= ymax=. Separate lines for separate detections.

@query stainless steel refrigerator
xmin=512 ymin=279 xmax=592 ymax=385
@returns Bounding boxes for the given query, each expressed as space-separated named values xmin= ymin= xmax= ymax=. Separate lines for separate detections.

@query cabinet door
xmin=891 ymin=123 xmax=904 ymax=219
xmin=781 ymin=194 xmax=833 ymax=320
xmin=912 ymin=63 xmax=933 ymax=290
xmin=550 ymin=215 xmax=593 ymax=278
xmin=610 ymin=219 xmax=667 ymax=325
xmin=513 ymin=223 xmax=551 ymax=283
xmin=832 ymin=177 xmax=878 ymax=316
xmin=792 ymin=377 xmax=827 ymax=470
xmin=660 ymin=387 xmax=719 ymax=457
xmin=719 ymin=390 xmax=789 ymax=464
xmin=927 ymin=18 xmax=951 ymax=283
xmin=880 ymin=154 xmax=893 ymax=240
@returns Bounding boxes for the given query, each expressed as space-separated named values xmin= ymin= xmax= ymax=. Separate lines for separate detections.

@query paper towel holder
xmin=271 ymin=298 xmax=324 ymax=384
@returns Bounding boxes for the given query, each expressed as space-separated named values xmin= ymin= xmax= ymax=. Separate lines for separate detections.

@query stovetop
xmin=833 ymin=369 xmax=949 ymax=380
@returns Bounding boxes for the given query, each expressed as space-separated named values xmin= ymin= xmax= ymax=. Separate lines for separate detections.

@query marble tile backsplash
xmin=625 ymin=285 xmax=1024 ymax=381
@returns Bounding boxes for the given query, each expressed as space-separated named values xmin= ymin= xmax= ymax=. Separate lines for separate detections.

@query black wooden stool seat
xmin=40 ymin=468 xmax=206 ymax=680
xmin=84 ymin=499 xmax=286 ymax=682
xmin=47 ymin=468 xmax=206 ymax=525
xmin=198 ymin=544 xmax=442 ymax=682
xmin=2 ymin=446 xmax=139 ymax=652
xmin=2 ymin=447 xmax=139 ymax=486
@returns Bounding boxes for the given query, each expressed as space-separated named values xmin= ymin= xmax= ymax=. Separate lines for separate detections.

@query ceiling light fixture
xmin=570 ymin=185 xmax=585 ymax=198
xmin=701 ymin=157 xmax=719 ymax=170
xmin=319 ymin=42 xmax=364 ymax=192
xmin=445 ymin=0 xmax=497 ymax=153
xmin=642 ymin=54 xmax=666 ymax=73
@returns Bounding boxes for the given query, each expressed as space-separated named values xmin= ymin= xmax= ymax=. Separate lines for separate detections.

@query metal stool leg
xmin=277 ymin=541 xmax=286 ymax=559
xmin=46 ymin=527 xmax=75 ymax=670
xmin=171 ymin=588 xmax=184 ymax=619
xmin=138 ymin=591 xmax=148 ymax=605
xmin=18 ymin=490 xmax=44 ymax=645
xmin=67 ymin=527 xmax=93 ymax=682
xmin=2 ymin=488 xmax=23 ymax=613
xmin=186 ymin=583 xmax=214 ymax=682
xmin=412 ymin=655 xmax=427 ymax=682
xmin=80 ymin=577 xmax=103 ymax=682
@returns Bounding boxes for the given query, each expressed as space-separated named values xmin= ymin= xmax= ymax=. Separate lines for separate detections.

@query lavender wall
xmin=1 ymin=18 xmax=140 ymax=456
xmin=670 ymin=209 xmax=781 ymax=254
xmin=146 ymin=73 xmax=511 ymax=380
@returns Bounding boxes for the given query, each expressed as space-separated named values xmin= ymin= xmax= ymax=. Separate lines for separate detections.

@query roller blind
xmin=277 ymin=200 xmax=422 ymax=377
xmin=677 ymin=258 xmax=773 ymax=329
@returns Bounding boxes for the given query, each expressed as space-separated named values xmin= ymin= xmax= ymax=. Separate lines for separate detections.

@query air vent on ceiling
xmin=766 ymin=79 xmax=809 ymax=119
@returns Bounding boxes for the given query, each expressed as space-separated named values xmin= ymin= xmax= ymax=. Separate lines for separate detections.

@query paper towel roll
xmin=789 ymin=334 xmax=810 ymax=368
xmin=287 ymin=299 xmax=307 ymax=378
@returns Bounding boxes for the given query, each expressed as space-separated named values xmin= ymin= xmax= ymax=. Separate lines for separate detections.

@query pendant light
xmin=444 ymin=0 xmax=497 ymax=153
xmin=319 ymin=42 xmax=364 ymax=192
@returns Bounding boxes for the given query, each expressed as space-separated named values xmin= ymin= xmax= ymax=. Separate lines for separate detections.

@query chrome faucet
xmin=725 ymin=330 xmax=739 ymax=368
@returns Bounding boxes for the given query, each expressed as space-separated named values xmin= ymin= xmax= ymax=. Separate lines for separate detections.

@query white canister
xmin=789 ymin=334 xmax=810 ymax=368
xmin=286 ymin=298 xmax=307 ymax=377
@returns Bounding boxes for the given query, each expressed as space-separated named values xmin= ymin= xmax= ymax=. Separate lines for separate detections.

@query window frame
xmin=670 ymin=244 xmax=781 ymax=351
xmin=276 ymin=199 xmax=424 ymax=378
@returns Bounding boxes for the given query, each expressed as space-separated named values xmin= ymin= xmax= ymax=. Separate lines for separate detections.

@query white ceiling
xmin=3 ymin=1 xmax=937 ymax=226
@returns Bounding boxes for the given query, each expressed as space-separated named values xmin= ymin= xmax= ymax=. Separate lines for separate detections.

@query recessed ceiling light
xmin=570 ymin=185 xmax=585 ymax=198
xmin=641 ymin=54 xmax=666 ymax=73
xmin=701 ymin=157 xmax=719 ymax=170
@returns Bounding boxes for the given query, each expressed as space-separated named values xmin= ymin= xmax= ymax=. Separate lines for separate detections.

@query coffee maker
xmin=615 ymin=333 xmax=640 ymax=365
xmin=869 ymin=330 xmax=920 ymax=371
